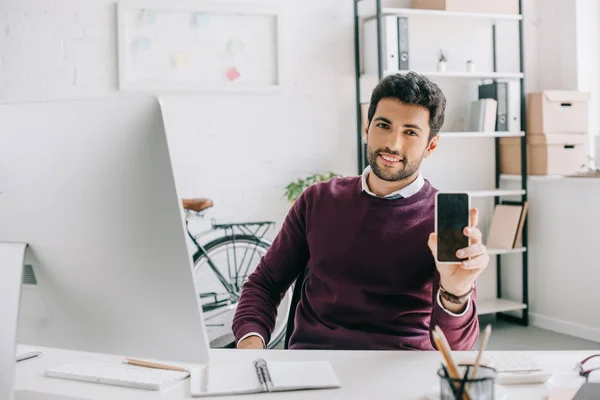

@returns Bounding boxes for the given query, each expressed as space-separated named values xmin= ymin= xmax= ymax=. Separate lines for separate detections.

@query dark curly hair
xmin=366 ymin=72 xmax=446 ymax=140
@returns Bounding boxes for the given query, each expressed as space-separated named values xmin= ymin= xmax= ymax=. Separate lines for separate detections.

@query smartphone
xmin=435 ymin=192 xmax=471 ymax=264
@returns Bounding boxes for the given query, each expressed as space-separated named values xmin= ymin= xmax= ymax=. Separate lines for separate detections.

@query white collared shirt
xmin=360 ymin=165 xmax=425 ymax=199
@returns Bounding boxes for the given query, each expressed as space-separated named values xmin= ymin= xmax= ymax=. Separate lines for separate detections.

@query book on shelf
xmin=469 ymin=98 xmax=497 ymax=132
xmin=486 ymin=201 xmax=528 ymax=249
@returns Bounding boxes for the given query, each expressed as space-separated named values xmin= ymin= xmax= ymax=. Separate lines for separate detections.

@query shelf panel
xmin=501 ymin=174 xmax=600 ymax=182
xmin=466 ymin=189 xmax=526 ymax=198
xmin=488 ymin=247 xmax=526 ymax=256
xmin=372 ymin=7 xmax=523 ymax=22
xmin=478 ymin=299 xmax=527 ymax=315
xmin=386 ymin=70 xmax=524 ymax=80
xmin=440 ymin=131 xmax=525 ymax=138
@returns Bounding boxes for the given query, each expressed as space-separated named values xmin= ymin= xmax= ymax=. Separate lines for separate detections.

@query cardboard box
xmin=412 ymin=0 xmax=519 ymax=14
xmin=500 ymin=134 xmax=588 ymax=176
xmin=527 ymin=91 xmax=590 ymax=134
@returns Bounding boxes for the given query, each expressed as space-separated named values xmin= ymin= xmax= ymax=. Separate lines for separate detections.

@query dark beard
xmin=367 ymin=146 xmax=423 ymax=182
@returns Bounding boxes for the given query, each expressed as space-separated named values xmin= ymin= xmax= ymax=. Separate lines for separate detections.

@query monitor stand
xmin=14 ymin=391 xmax=87 ymax=400
xmin=0 ymin=243 xmax=26 ymax=400
xmin=1 ymin=244 xmax=86 ymax=400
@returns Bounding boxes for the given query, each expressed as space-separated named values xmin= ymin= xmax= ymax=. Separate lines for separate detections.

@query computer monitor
xmin=0 ymin=96 xmax=210 ymax=369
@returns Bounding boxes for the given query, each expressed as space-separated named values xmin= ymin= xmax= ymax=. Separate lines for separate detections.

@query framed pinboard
xmin=117 ymin=0 xmax=282 ymax=92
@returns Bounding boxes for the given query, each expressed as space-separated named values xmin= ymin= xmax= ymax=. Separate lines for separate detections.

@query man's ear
xmin=363 ymin=120 xmax=370 ymax=144
xmin=424 ymin=135 xmax=439 ymax=158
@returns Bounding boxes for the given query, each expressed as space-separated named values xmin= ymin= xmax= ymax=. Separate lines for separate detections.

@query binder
xmin=479 ymin=82 xmax=508 ymax=131
xmin=363 ymin=16 xmax=409 ymax=73
xmin=190 ymin=358 xmax=341 ymax=397
xmin=470 ymin=99 xmax=497 ymax=132
xmin=397 ymin=17 xmax=409 ymax=70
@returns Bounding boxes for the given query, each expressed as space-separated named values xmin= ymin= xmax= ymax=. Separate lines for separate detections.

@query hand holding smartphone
xmin=435 ymin=192 xmax=471 ymax=264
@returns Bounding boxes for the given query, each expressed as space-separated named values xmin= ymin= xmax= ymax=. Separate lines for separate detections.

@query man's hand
xmin=428 ymin=208 xmax=490 ymax=313
xmin=237 ymin=335 xmax=265 ymax=349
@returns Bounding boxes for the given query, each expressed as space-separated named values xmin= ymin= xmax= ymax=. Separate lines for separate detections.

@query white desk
xmin=15 ymin=347 xmax=596 ymax=399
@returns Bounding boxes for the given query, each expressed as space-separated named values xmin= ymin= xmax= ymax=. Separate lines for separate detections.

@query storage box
xmin=527 ymin=91 xmax=590 ymax=134
xmin=412 ymin=0 xmax=519 ymax=14
xmin=500 ymin=134 xmax=588 ymax=176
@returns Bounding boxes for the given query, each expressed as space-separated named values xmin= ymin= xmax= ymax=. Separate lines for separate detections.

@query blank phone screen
xmin=437 ymin=193 xmax=469 ymax=262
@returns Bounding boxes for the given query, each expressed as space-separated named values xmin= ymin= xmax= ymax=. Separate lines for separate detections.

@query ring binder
xmin=190 ymin=358 xmax=340 ymax=397
xmin=253 ymin=358 xmax=273 ymax=393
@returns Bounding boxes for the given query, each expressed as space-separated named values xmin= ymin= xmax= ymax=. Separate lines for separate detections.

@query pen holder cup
xmin=437 ymin=364 xmax=497 ymax=400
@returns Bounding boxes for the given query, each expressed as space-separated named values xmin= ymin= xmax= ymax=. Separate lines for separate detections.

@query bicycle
xmin=181 ymin=198 xmax=293 ymax=349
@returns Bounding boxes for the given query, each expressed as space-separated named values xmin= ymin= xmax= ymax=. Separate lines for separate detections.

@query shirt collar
xmin=361 ymin=165 xmax=425 ymax=199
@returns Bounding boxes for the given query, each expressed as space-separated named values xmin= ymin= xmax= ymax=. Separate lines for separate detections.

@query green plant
xmin=284 ymin=172 xmax=341 ymax=203
xmin=438 ymin=50 xmax=447 ymax=62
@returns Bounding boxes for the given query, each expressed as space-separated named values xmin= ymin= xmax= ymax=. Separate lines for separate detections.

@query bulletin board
xmin=117 ymin=1 xmax=281 ymax=92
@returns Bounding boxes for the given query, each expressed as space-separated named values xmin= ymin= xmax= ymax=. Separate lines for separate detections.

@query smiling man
xmin=233 ymin=72 xmax=490 ymax=351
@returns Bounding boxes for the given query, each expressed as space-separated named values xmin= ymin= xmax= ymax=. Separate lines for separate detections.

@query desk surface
xmin=15 ymin=346 xmax=596 ymax=399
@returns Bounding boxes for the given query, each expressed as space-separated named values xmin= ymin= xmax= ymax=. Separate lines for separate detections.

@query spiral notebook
xmin=190 ymin=358 xmax=341 ymax=397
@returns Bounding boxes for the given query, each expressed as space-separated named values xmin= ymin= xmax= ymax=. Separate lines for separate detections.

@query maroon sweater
xmin=232 ymin=176 xmax=479 ymax=350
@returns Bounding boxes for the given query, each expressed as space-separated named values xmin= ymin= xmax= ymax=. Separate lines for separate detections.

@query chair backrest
xmin=283 ymin=268 xmax=307 ymax=349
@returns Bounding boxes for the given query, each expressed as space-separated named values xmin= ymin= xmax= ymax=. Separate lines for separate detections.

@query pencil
xmin=466 ymin=324 xmax=492 ymax=393
xmin=202 ymin=364 xmax=210 ymax=393
xmin=124 ymin=358 xmax=188 ymax=373
xmin=434 ymin=327 xmax=471 ymax=400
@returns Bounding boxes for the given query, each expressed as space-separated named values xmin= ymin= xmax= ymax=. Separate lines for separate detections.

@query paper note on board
xmin=133 ymin=37 xmax=151 ymax=52
xmin=172 ymin=53 xmax=190 ymax=68
xmin=139 ymin=9 xmax=157 ymax=25
xmin=194 ymin=12 xmax=210 ymax=28
xmin=227 ymin=39 xmax=246 ymax=55
xmin=226 ymin=67 xmax=241 ymax=82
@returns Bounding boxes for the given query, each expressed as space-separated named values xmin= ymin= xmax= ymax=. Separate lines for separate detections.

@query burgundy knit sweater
xmin=232 ymin=176 xmax=479 ymax=350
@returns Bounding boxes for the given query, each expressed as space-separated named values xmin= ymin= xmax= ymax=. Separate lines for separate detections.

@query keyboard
xmin=487 ymin=354 xmax=552 ymax=385
xmin=487 ymin=354 xmax=542 ymax=373
xmin=45 ymin=361 xmax=190 ymax=391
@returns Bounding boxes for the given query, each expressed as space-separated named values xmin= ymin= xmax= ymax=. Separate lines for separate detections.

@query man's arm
xmin=232 ymin=190 xmax=311 ymax=348
xmin=427 ymin=208 xmax=488 ymax=350
xmin=429 ymin=270 xmax=479 ymax=351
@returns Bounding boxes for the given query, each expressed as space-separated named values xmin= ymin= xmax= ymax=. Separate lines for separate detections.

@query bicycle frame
xmin=184 ymin=213 xmax=274 ymax=306
xmin=185 ymin=220 xmax=238 ymax=299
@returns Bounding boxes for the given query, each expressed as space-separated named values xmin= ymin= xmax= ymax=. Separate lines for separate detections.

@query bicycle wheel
xmin=192 ymin=235 xmax=293 ymax=349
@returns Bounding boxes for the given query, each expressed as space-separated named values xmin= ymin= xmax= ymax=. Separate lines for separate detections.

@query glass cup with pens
xmin=437 ymin=364 xmax=496 ymax=400
xmin=433 ymin=325 xmax=496 ymax=400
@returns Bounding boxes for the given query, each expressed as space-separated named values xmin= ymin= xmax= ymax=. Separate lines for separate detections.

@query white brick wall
xmin=0 ymin=0 xmax=358 ymax=234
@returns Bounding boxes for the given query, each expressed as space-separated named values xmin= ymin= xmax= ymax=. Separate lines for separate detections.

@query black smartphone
xmin=435 ymin=192 xmax=470 ymax=263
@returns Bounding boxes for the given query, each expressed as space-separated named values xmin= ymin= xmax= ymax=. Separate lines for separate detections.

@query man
xmin=232 ymin=72 xmax=490 ymax=350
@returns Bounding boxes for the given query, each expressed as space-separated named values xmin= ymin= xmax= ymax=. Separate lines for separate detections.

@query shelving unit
xmin=440 ymin=131 xmax=525 ymax=138
xmin=379 ymin=70 xmax=525 ymax=80
xmin=478 ymin=298 xmax=527 ymax=315
xmin=468 ymin=189 xmax=526 ymax=198
xmin=488 ymin=247 xmax=527 ymax=256
xmin=364 ymin=7 xmax=523 ymax=22
xmin=354 ymin=0 xmax=529 ymax=325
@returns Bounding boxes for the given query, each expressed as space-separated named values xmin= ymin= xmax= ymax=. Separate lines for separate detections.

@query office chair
xmin=210 ymin=269 xmax=307 ymax=350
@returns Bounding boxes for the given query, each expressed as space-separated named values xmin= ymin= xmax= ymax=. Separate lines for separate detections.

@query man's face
xmin=365 ymin=98 xmax=438 ymax=182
